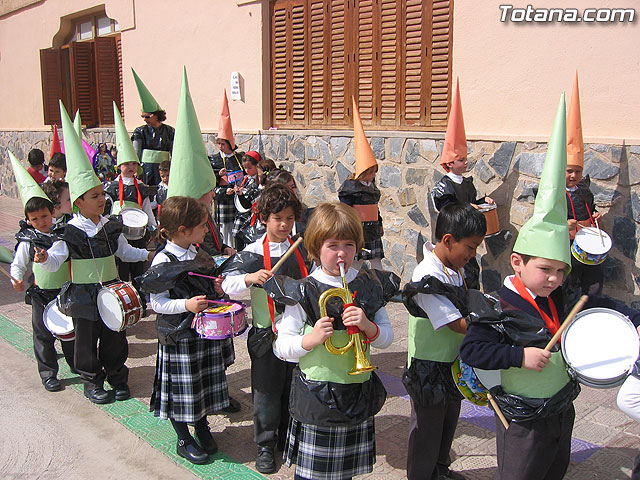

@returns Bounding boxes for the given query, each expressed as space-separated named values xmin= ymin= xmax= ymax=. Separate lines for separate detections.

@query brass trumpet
xmin=320 ymin=262 xmax=377 ymax=375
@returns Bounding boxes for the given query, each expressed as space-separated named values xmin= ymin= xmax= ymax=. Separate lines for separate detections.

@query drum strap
xmin=512 ymin=276 xmax=559 ymax=335
xmin=262 ymin=235 xmax=309 ymax=333
xmin=566 ymin=192 xmax=595 ymax=226
xmin=119 ymin=175 xmax=143 ymax=209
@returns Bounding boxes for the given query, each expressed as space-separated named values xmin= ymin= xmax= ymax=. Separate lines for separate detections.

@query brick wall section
xmin=2 ymin=129 xmax=639 ymax=305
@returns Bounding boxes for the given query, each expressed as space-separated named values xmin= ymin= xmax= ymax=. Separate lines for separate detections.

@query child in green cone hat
xmin=35 ymin=101 xmax=153 ymax=405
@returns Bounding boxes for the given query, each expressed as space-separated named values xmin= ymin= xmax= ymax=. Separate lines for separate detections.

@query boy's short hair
xmin=24 ymin=196 xmax=54 ymax=218
xmin=28 ymin=148 xmax=45 ymax=166
xmin=434 ymin=203 xmax=487 ymax=242
xmin=255 ymin=184 xmax=302 ymax=223
xmin=152 ymin=110 xmax=167 ymax=122
xmin=41 ymin=180 xmax=69 ymax=207
xmin=49 ymin=152 xmax=67 ymax=171
xmin=158 ymin=160 xmax=171 ymax=172
xmin=262 ymin=168 xmax=294 ymax=188
xmin=304 ymin=202 xmax=364 ymax=264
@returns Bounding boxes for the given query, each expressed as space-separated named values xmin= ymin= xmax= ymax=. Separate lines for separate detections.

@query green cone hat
xmin=113 ymin=102 xmax=140 ymax=166
xmin=8 ymin=150 xmax=50 ymax=208
xmin=73 ymin=110 xmax=83 ymax=138
xmin=132 ymin=68 xmax=163 ymax=113
xmin=513 ymin=93 xmax=571 ymax=269
xmin=60 ymin=100 xmax=101 ymax=204
xmin=168 ymin=68 xmax=216 ymax=199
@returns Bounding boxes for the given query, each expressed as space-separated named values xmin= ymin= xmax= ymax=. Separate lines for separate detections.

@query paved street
xmin=0 ymin=194 xmax=637 ymax=479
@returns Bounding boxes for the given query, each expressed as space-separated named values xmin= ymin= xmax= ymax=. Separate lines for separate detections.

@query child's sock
xmin=170 ymin=419 xmax=193 ymax=442
xmin=194 ymin=417 xmax=213 ymax=441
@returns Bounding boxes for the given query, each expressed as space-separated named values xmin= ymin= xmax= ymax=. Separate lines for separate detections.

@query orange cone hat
xmin=217 ymin=89 xmax=235 ymax=150
xmin=50 ymin=124 xmax=62 ymax=159
xmin=567 ymin=72 xmax=583 ymax=168
xmin=352 ymin=97 xmax=377 ymax=179
xmin=440 ymin=79 xmax=467 ymax=172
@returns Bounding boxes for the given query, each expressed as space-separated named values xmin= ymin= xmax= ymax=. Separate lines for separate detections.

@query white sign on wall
xmin=230 ymin=72 xmax=242 ymax=101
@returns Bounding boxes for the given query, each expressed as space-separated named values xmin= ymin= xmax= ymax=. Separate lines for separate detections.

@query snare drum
xmin=193 ymin=300 xmax=248 ymax=340
xmin=478 ymin=203 xmax=499 ymax=236
xmin=121 ymin=208 xmax=148 ymax=240
xmin=226 ymin=170 xmax=244 ymax=184
xmin=571 ymin=227 xmax=612 ymax=265
xmin=451 ymin=357 xmax=501 ymax=406
xmin=44 ymin=300 xmax=75 ymax=341
xmin=562 ymin=308 xmax=639 ymax=389
xmin=97 ymin=282 xmax=143 ymax=331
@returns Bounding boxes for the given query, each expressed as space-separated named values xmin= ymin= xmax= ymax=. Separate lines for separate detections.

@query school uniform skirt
xmin=358 ymin=221 xmax=384 ymax=260
xmin=151 ymin=336 xmax=233 ymax=422
xmin=284 ymin=416 xmax=376 ymax=480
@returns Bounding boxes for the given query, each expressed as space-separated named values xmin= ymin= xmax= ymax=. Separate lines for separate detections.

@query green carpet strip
xmin=0 ymin=313 xmax=265 ymax=479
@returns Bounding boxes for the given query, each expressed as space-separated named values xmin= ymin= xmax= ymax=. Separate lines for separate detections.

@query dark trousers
xmin=32 ymin=299 xmax=75 ymax=379
xmin=494 ymin=405 xmax=575 ymax=480
xmin=73 ymin=317 xmax=128 ymax=389
xmin=407 ymin=398 xmax=461 ymax=480
xmin=248 ymin=327 xmax=295 ymax=449
xmin=142 ymin=162 xmax=161 ymax=186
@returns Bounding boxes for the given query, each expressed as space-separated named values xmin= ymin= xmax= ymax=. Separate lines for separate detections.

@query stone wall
xmin=2 ymin=129 xmax=639 ymax=306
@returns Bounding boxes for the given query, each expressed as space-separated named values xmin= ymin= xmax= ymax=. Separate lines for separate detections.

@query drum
xmin=193 ymin=300 xmax=248 ymax=340
xmin=121 ymin=208 xmax=148 ymax=240
xmin=44 ymin=300 xmax=75 ymax=341
xmin=234 ymin=194 xmax=251 ymax=213
xmin=226 ymin=170 xmax=244 ymax=184
xmin=212 ymin=255 xmax=229 ymax=268
xmin=562 ymin=308 xmax=639 ymax=389
xmin=451 ymin=357 xmax=501 ymax=406
xmin=478 ymin=203 xmax=499 ymax=236
xmin=97 ymin=282 xmax=143 ymax=332
xmin=571 ymin=227 xmax=612 ymax=265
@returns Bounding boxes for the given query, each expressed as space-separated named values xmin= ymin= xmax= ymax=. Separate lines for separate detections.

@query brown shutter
xmin=403 ymin=0 xmax=429 ymax=126
xmin=328 ymin=0 xmax=348 ymax=125
xmin=429 ymin=0 xmax=452 ymax=127
xmin=355 ymin=0 xmax=375 ymax=124
xmin=40 ymin=48 xmax=64 ymax=126
xmin=115 ymin=36 xmax=124 ymax=117
xmin=308 ymin=1 xmax=326 ymax=124
xmin=94 ymin=36 xmax=120 ymax=125
xmin=290 ymin=2 xmax=307 ymax=124
xmin=70 ymin=41 xmax=97 ymax=127
xmin=379 ymin=0 xmax=400 ymax=126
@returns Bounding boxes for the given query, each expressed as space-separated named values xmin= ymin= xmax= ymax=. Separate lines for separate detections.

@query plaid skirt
xmin=358 ymin=237 xmax=384 ymax=260
xmin=284 ymin=417 xmax=376 ymax=480
xmin=151 ymin=336 xmax=232 ymax=422
xmin=215 ymin=194 xmax=236 ymax=226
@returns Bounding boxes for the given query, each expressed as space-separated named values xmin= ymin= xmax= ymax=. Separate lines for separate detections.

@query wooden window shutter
xmin=94 ymin=36 xmax=120 ymax=125
xmin=354 ymin=0 xmax=375 ymax=124
xmin=379 ymin=0 xmax=400 ymax=126
xmin=40 ymin=48 xmax=64 ymax=126
xmin=116 ymin=36 xmax=124 ymax=116
xmin=403 ymin=0 xmax=429 ymax=126
xmin=429 ymin=0 xmax=452 ymax=127
xmin=328 ymin=0 xmax=348 ymax=125
xmin=290 ymin=2 xmax=307 ymax=124
xmin=70 ymin=42 xmax=98 ymax=127
xmin=308 ymin=0 xmax=326 ymax=125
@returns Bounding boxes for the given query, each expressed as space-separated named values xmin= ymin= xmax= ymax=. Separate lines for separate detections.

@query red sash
xmin=262 ymin=235 xmax=308 ymax=333
xmin=118 ymin=176 xmax=143 ymax=209
xmin=511 ymin=275 xmax=560 ymax=335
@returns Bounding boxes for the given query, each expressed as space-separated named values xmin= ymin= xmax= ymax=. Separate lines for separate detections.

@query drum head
xmin=477 ymin=203 xmax=496 ymax=212
xmin=121 ymin=208 xmax=148 ymax=228
xmin=574 ymin=227 xmax=612 ymax=256
xmin=474 ymin=368 xmax=501 ymax=390
xmin=97 ymin=289 xmax=125 ymax=331
xmin=44 ymin=300 xmax=74 ymax=335
xmin=562 ymin=308 xmax=639 ymax=386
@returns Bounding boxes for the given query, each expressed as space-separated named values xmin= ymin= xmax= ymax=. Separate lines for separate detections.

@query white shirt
xmin=446 ymin=171 xmax=464 ymax=184
xmin=273 ymin=267 xmax=394 ymax=362
xmin=221 ymin=234 xmax=292 ymax=295
xmin=149 ymin=241 xmax=198 ymax=315
xmin=110 ymin=175 xmax=157 ymax=228
xmin=10 ymin=229 xmax=56 ymax=280
xmin=39 ymin=213 xmax=150 ymax=272
xmin=411 ymin=244 xmax=464 ymax=330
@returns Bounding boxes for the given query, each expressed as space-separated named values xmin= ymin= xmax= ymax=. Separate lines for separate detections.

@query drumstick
xmin=0 ymin=264 xmax=18 ymax=282
xmin=270 ymin=237 xmax=304 ymax=274
xmin=594 ymin=217 xmax=605 ymax=247
xmin=544 ymin=295 xmax=589 ymax=351
xmin=487 ymin=392 xmax=510 ymax=430
xmin=188 ymin=272 xmax=219 ymax=280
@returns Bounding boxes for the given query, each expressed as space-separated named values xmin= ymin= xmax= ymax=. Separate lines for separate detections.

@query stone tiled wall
xmin=2 ymin=129 xmax=639 ymax=305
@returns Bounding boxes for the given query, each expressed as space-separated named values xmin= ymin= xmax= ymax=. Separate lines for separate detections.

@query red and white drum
xmin=44 ymin=300 xmax=75 ymax=341
xmin=193 ymin=300 xmax=248 ymax=340
xmin=97 ymin=281 xmax=143 ymax=331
